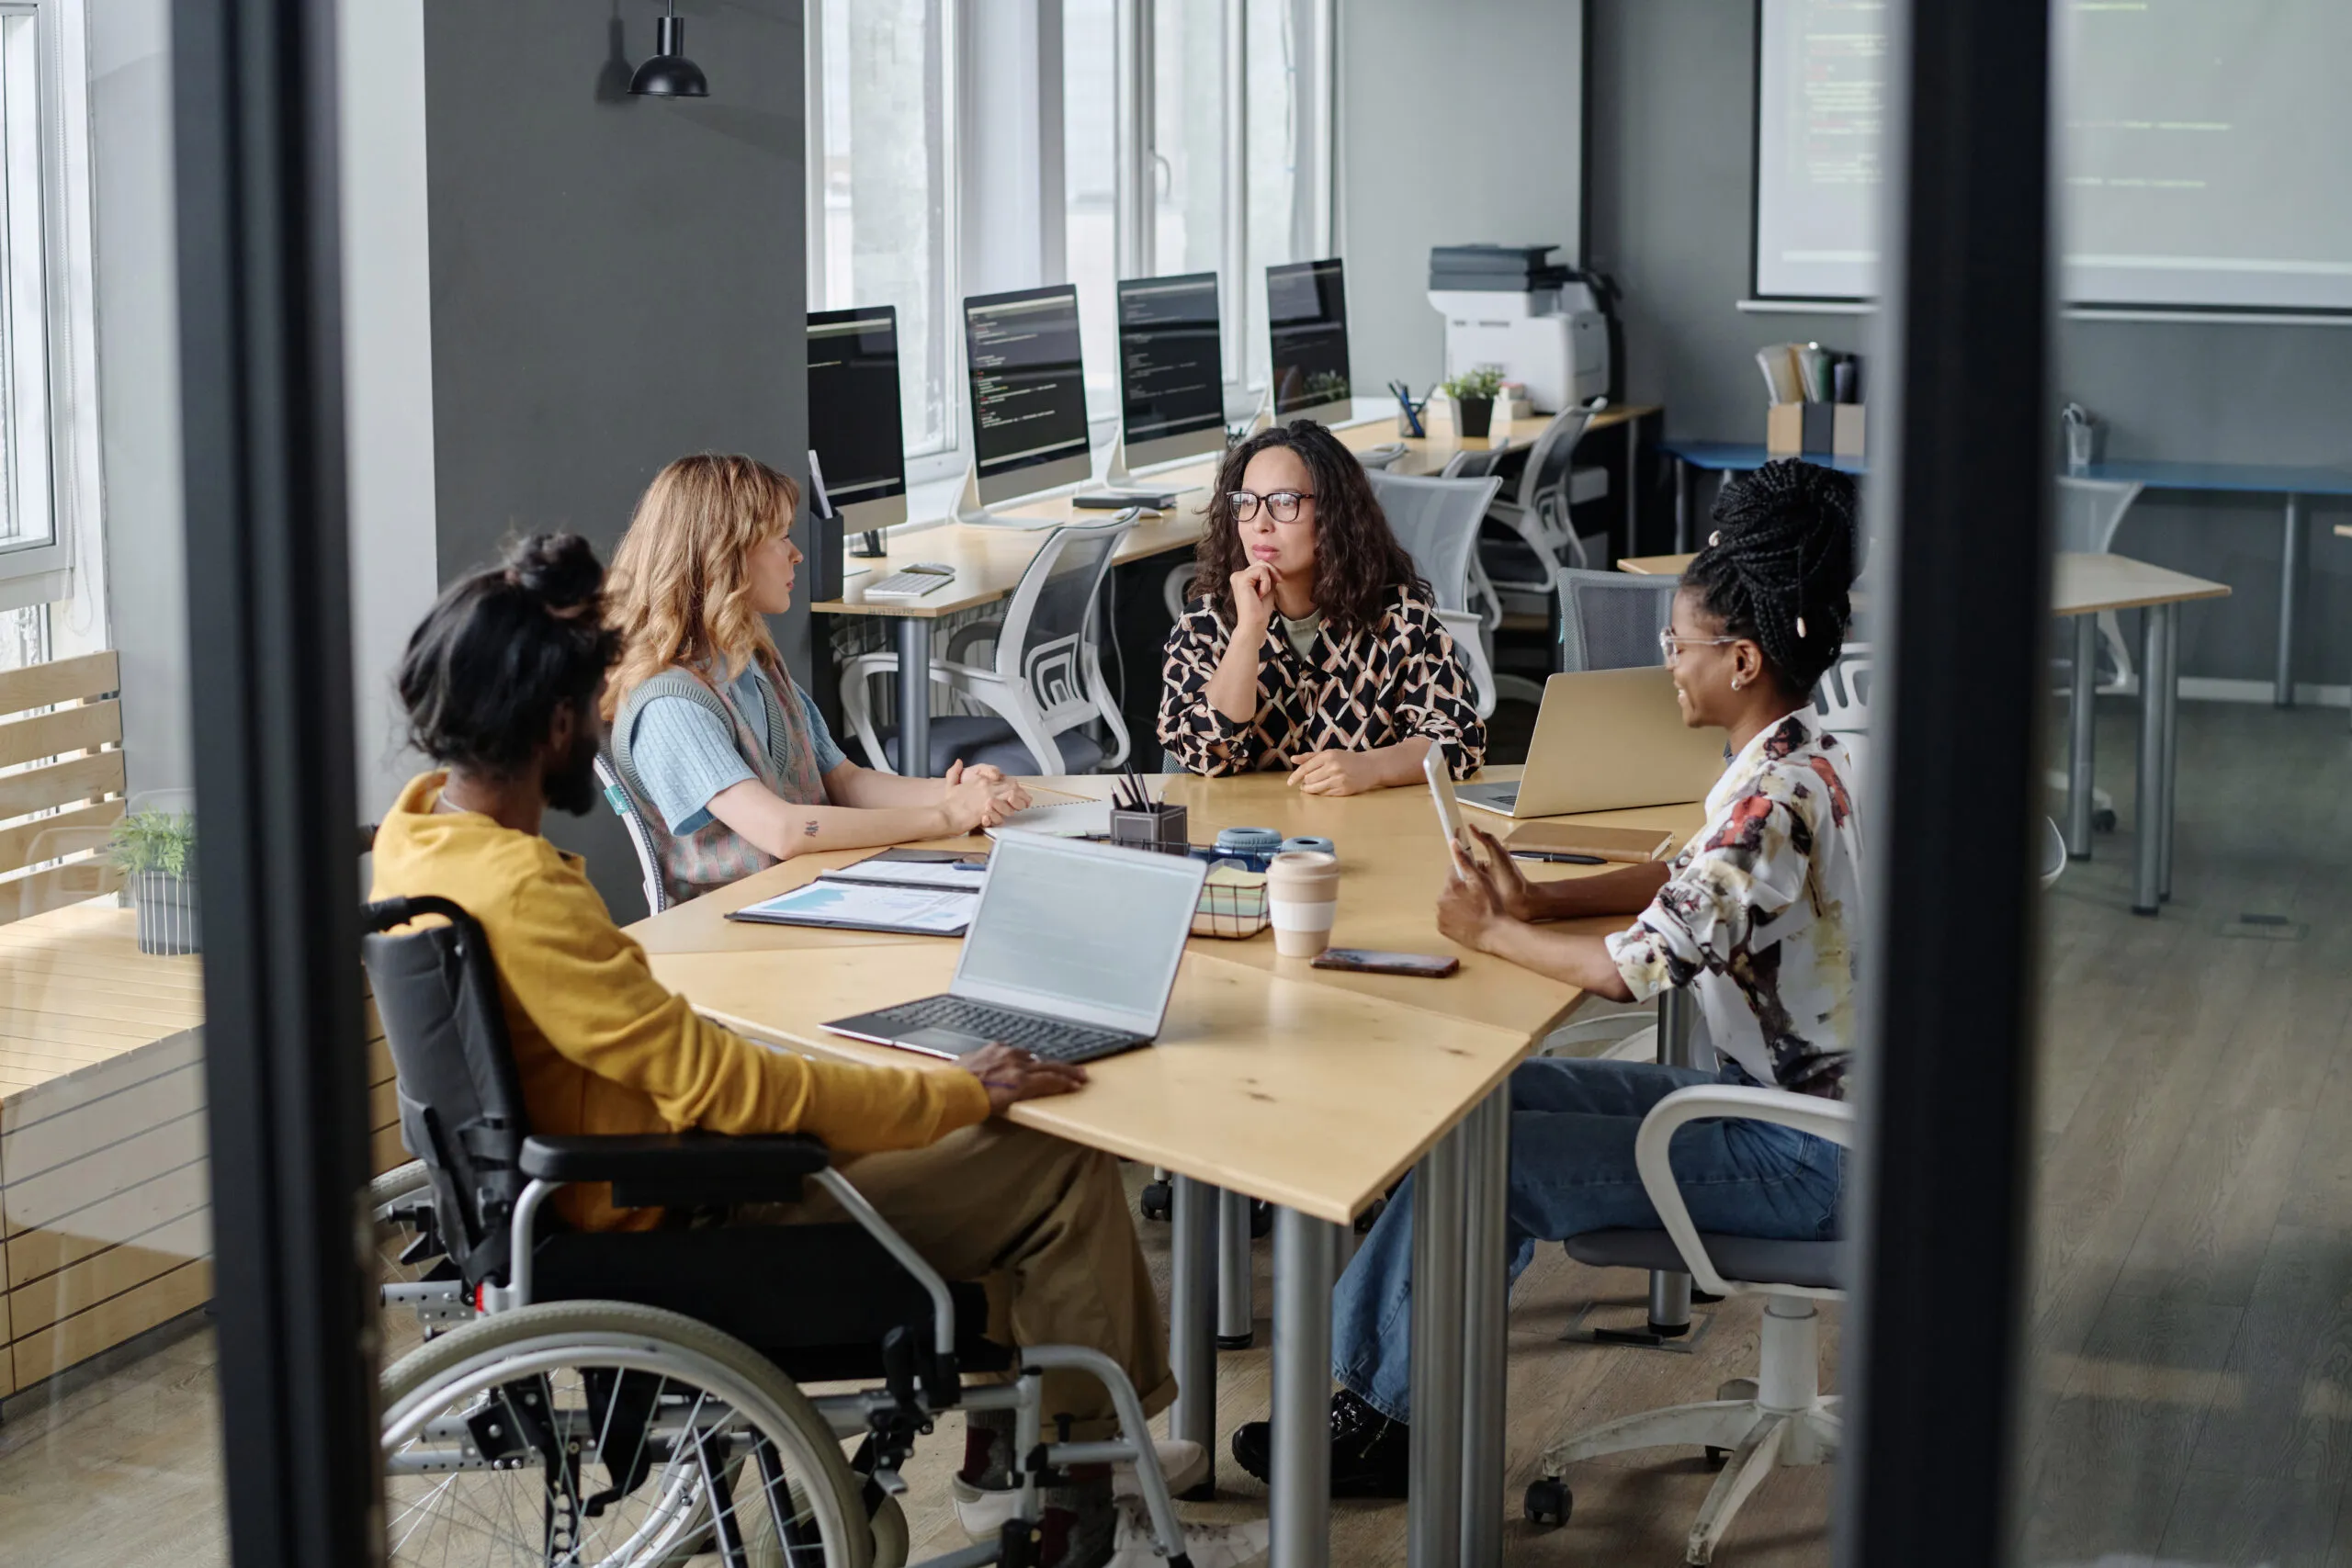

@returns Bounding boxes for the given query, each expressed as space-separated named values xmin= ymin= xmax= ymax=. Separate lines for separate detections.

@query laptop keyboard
xmin=880 ymin=996 xmax=1139 ymax=1063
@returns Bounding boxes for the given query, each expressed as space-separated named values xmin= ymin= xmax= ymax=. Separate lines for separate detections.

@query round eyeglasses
xmin=1228 ymin=490 xmax=1315 ymax=525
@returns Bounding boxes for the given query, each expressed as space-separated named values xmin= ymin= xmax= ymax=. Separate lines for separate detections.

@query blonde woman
xmin=604 ymin=454 xmax=1028 ymax=905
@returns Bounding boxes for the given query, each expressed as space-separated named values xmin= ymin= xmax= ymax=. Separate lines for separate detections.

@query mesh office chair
xmin=1366 ymin=468 xmax=1505 ymax=718
xmin=364 ymin=895 xmax=1193 ymax=1568
xmin=842 ymin=518 xmax=1136 ymax=776
xmin=2048 ymin=477 xmax=2140 ymax=833
xmin=1454 ymin=400 xmax=1610 ymax=624
xmin=1555 ymin=568 xmax=1679 ymax=672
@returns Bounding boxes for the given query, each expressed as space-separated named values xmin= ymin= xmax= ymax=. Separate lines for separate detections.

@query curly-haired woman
xmin=1157 ymin=420 xmax=1485 ymax=794
xmin=603 ymin=454 xmax=1028 ymax=905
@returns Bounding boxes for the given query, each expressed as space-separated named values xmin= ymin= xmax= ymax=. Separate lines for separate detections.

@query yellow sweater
xmin=370 ymin=773 xmax=990 ymax=1231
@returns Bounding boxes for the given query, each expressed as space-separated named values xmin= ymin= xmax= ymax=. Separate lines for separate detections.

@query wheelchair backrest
xmin=363 ymin=896 xmax=531 ymax=1289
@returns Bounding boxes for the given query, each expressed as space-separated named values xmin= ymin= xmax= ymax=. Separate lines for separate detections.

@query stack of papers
xmin=730 ymin=881 xmax=976 ymax=936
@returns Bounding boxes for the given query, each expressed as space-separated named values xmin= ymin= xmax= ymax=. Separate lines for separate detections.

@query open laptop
xmin=823 ymin=831 xmax=1209 ymax=1066
xmin=1458 ymin=667 xmax=1727 ymax=818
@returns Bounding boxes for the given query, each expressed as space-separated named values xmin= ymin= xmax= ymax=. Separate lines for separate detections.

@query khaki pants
xmin=733 ymin=1122 xmax=1175 ymax=1441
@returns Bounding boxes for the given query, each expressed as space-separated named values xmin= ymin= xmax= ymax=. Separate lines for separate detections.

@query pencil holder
xmin=1110 ymin=801 xmax=1189 ymax=854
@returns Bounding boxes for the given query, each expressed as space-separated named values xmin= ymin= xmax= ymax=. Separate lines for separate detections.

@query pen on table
xmin=1510 ymin=850 xmax=1606 ymax=865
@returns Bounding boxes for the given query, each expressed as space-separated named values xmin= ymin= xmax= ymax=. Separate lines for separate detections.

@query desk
xmin=1614 ymin=549 xmax=2231 ymax=914
xmin=813 ymin=408 xmax=1660 ymax=776
xmin=634 ymin=772 xmax=1703 ymax=1568
xmin=1656 ymin=440 xmax=2350 ymax=705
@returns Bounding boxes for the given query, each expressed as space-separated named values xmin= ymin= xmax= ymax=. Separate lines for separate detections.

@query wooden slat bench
xmin=0 ymin=652 xmax=401 ymax=1403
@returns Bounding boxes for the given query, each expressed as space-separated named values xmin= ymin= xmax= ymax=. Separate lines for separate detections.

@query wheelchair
xmin=363 ymin=895 xmax=1195 ymax=1568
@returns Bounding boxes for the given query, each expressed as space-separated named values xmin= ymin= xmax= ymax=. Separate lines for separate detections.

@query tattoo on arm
xmin=802 ymin=819 xmax=820 ymax=837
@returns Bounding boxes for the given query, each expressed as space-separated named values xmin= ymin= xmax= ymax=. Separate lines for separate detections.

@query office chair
xmin=1525 ymin=1084 xmax=1852 ymax=1565
xmin=364 ymin=895 xmax=1193 ymax=1568
xmin=594 ymin=751 xmax=673 ymax=916
xmin=1453 ymin=400 xmax=1610 ymax=626
xmin=842 ymin=518 xmax=1137 ymax=776
xmin=1365 ymin=468 xmax=1506 ymax=718
xmin=1555 ymin=568 xmax=1679 ymax=672
xmin=2048 ymin=477 xmax=2141 ymax=831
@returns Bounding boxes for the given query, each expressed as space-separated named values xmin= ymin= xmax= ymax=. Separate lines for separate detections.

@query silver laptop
xmin=1459 ymin=667 xmax=1727 ymax=818
xmin=824 ymin=832 xmax=1209 ymax=1065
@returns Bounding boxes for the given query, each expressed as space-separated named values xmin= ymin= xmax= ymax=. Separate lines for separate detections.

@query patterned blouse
xmin=1159 ymin=587 xmax=1487 ymax=778
xmin=1604 ymin=706 xmax=1864 ymax=1099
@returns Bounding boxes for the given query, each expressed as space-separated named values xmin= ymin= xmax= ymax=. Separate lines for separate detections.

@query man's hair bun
xmin=503 ymin=533 xmax=605 ymax=616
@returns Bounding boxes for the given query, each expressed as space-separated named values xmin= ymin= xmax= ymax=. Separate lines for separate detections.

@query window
xmin=0 ymin=0 xmax=95 ymax=600
xmin=807 ymin=0 xmax=954 ymax=457
xmin=808 ymin=0 xmax=1332 ymax=470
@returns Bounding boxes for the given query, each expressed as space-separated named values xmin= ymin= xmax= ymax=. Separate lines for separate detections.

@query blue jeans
xmin=1330 ymin=1056 xmax=1845 ymax=1424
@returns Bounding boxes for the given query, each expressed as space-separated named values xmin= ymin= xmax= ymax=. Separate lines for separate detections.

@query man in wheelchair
xmin=368 ymin=534 xmax=1265 ymax=1567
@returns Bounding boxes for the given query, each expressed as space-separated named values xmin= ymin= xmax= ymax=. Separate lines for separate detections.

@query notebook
xmin=726 ymin=879 xmax=976 ymax=937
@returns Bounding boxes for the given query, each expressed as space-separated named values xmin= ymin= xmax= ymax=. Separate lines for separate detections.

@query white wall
xmin=338 ymin=0 xmax=440 ymax=819
xmin=85 ymin=0 xmax=438 ymax=815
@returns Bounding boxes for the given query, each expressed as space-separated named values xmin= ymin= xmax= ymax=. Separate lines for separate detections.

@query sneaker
xmin=1104 ymin=1498 xmax=1267 ymax=1568
xmin=952 ymin=1438 xmax=1213 ymax=1540
xmin=1229 ymin=1387 xmax=1410 ymax=1499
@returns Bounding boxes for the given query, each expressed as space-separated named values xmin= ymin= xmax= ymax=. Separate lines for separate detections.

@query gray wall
xmin=88 ymin=0 xmax=186 ymax=800
xmin=423 ymin=0 xmax=808 ymax=919
xmin=1336 ymin=0 xmax=1585 ymax=395
xmin=1585 ymin=0 xmax=2352 ymax=694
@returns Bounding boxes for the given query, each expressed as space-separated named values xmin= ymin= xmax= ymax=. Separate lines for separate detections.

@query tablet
xmin=1424 ymin=745 xmax=1468 ymax=861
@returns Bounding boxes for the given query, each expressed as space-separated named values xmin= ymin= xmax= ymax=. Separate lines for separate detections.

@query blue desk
xmin=1658 ymin=440 xmax=2352 ymax=705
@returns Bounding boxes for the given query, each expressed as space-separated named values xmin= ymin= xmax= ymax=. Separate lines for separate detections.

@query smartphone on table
xmin=1311 ymin=948 xmax=1461 ymax=978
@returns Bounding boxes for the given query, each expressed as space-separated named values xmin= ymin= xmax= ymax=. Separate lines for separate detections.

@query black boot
xmin=1230 ymin=1387 xmax=1411 ymax=1499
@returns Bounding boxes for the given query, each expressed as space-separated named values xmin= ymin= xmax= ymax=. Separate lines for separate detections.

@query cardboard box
xmin=1766 ymin=401 xmax=1865 ymax=459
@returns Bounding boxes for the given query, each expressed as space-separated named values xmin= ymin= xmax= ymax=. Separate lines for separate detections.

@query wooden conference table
xmin=1621 ymin=549 xmax=2230 ymax=915
xmin=810 ymin=406 xmax=1659 ymax=778
xmin=632 ymin=770 xmax=1704 ymax=1568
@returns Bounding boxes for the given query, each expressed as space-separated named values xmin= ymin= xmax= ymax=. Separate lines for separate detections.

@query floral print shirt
xmin=1604 ymin=706 xmax=1864 ymax=1099
xmin=1158 ymin=587 xmax=1487 ymax=778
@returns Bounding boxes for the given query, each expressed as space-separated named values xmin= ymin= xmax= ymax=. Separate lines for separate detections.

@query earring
xmin=1730 ymin=676 xmax=1743 ymax=691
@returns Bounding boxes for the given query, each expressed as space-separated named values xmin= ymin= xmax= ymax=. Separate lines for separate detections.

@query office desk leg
xmin=1271 ymin=1205 xmax=1338 ymax=1568
xmin=1674 ymin=459 xmax=1694 ymax=553
xmin=1407 ymin=1127 xmax=1467 ymax=1568
xmin=1170 ymin=1176 xmax=1218 ymax=1497
xmin=1646 ymin=987 xmax=1698 ymax=1333
xmin=2161 ymin=602 xmax=2179 ymax=901
xmin=1624 ymin=419 xmax=1642 ymax=547
xmin=2277 ymin=494 xmax=2304 ymax=707
xmin=2134 ymin=604 xmax=2172 ymax=916
xmin=2066 ymin=614 xmax=2098 ymax=859
xmin=1218 ymin=1186 xmax=1255 ymax=1348
xmin=1459 ymin=1089 xmax=1511 ymax=1568
xmin=895 ymin=616 xmax=933 ymax=777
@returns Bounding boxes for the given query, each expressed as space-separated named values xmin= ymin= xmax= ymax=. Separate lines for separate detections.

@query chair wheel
xmin=1139 ymin=1181 xmax=1172 ymax=1223
xmin=2094 ymin=808 xmax=2117 ymax=833
xmin=1705 ymin=1446 xmax=1730 ymax=1469
xmin=1523 ymin=1476 xmax=1571 ymax=1528
xmin=1250 ymin=1198 xmax=1273 ymax=1239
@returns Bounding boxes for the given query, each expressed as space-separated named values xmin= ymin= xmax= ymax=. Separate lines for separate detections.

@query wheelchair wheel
xmin=381 ymin=1300 xmax=871 ymax=1568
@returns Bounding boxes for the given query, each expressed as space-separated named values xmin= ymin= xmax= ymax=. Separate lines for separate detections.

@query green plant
xmin=107 ymin=810 xmax=197 ymax=879
xmin=1444 ymin=364 xmax=1504 ymax=400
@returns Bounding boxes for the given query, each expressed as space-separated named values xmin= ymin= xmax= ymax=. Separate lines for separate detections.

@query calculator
xmin=863 ymin=563 xmax=956 ymax=601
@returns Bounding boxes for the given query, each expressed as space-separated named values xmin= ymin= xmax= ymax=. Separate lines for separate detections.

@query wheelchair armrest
xmin=520 ymin=1133 xmax=833 ymax=1210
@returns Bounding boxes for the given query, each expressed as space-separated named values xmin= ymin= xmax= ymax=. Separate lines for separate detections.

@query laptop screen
xmin=954 ymin=833 xmax=1208 ymax=1033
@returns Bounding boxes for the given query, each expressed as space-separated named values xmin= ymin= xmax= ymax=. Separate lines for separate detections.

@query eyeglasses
xmin=1658 ymin=628 xmax=1742 ymax=661
xmin=1228 ymin=490 xmax=1315 ymax=525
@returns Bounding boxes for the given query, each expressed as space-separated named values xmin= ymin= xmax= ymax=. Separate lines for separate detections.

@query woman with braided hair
xmin=1232 ymin=459 xmax=1865 ymax=1498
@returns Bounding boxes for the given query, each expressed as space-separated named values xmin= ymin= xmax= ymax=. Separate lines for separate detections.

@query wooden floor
xmin=2 ymin=698 xmax=2348 ymax=1566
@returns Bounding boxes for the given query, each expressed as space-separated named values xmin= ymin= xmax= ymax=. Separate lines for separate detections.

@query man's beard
xmin=545 ymin=727 xmax=602 ymax=817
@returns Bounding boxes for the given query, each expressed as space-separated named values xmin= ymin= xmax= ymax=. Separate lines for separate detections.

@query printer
xmin=1428 ymin=244 xmax=1611 ymax=412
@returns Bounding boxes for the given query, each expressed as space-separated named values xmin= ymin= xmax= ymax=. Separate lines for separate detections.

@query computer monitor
xmin=1115 ymin=272 xmax=1227 ymax=471
xmin=963 ymin=284 xmax=1095 ymax=505
xmin=1266 ymin=257 xmax=1352 ymax=424
xmin=807 ymin=306 xmax=909 ymax=533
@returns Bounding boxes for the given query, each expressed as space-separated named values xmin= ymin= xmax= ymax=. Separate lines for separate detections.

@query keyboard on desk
xmin=825 ymin=993 xmax=1146 ymax=1065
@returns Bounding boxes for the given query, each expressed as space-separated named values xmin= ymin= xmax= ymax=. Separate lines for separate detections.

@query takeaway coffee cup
xmin=1266 ymin=850 xmax=1340 ymax=957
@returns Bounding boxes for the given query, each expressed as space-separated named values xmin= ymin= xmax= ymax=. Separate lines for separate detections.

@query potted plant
xmin=1445 ymin=365 xmax=1506 ymax=441
xmin=107 ymin=810 xmax=200 ymax=955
